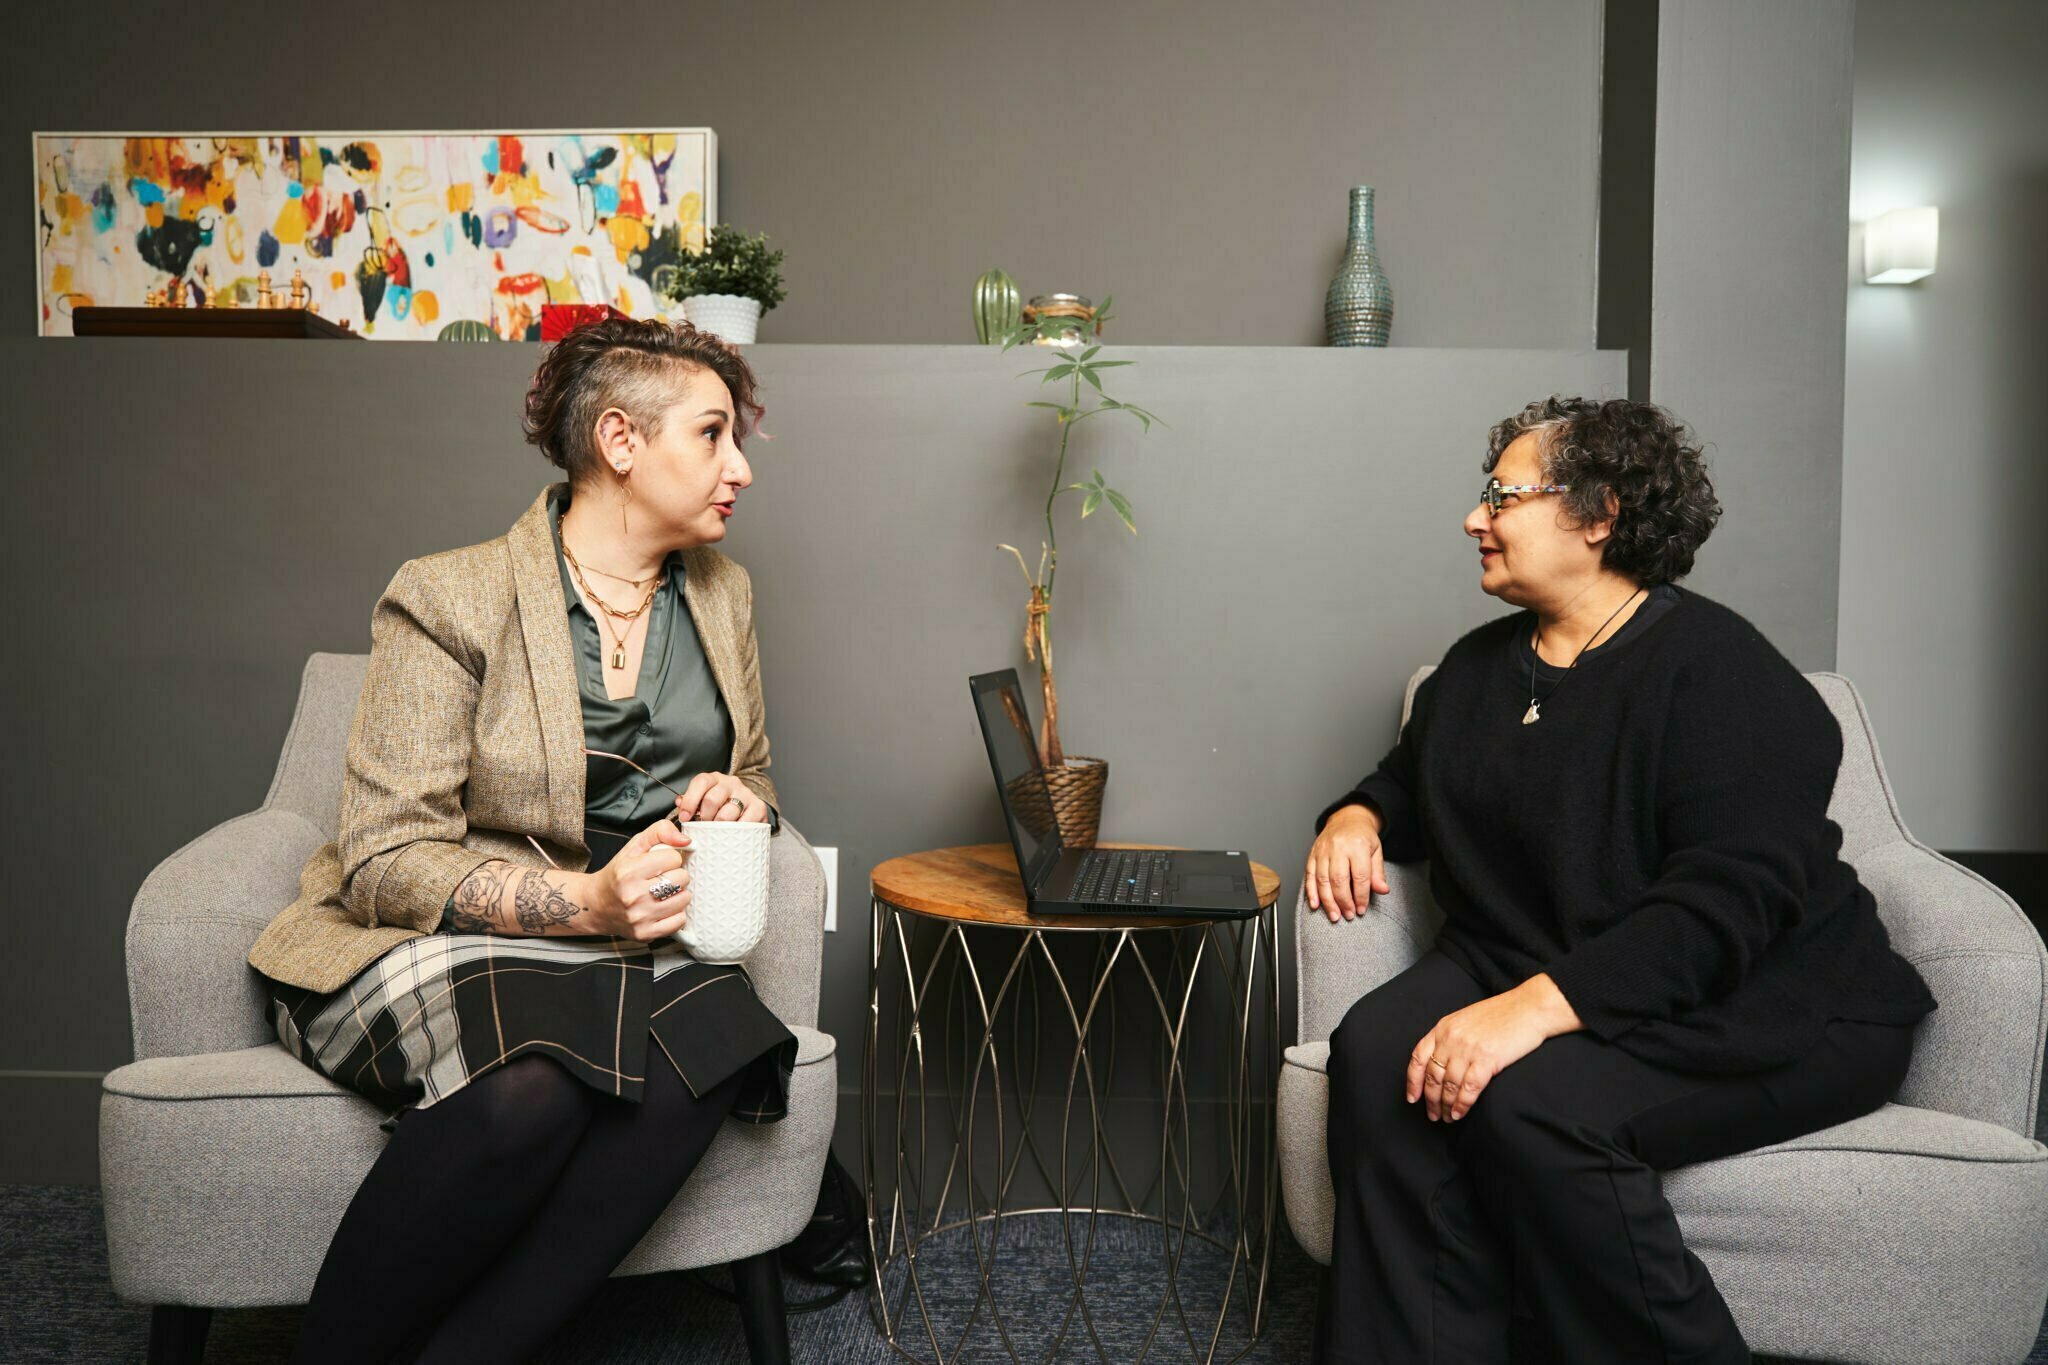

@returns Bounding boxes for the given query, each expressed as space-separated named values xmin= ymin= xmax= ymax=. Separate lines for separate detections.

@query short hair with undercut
xmin=521 ymin=315 xmax=765 ymax=482
xmin=1484 ymin=396 xmax=1722 ymax=586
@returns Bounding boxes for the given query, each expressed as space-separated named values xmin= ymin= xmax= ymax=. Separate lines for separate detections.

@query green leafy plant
xmin=997 ymin=294 xmax=1163 ymax=766
xmin=660 ymin=225 xmax=788 ymax=311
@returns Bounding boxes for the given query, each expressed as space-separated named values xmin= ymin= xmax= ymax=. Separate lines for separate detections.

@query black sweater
xmin=1319 ymin=585 xmax=1936 ymax=1073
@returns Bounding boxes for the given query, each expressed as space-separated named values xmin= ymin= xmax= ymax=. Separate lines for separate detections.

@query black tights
xmin=290 ymin=1053 xmax=741 ymax=1365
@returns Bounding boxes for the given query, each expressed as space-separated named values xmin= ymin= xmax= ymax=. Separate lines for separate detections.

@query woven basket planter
xmin=1043 ymin=756 xmax=1109 ymax=850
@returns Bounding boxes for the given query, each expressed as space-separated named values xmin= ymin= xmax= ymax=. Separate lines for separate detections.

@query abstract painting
xmin=34 ymin=129 xmax=716 ymax=340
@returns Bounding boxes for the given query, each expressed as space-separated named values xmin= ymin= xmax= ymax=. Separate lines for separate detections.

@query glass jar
xmin=1022 ymin=293 xmax=1096 ymax=348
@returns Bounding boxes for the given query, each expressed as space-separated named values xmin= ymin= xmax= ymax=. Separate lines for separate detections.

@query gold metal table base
xmin=861 ymin=896 xmax=1280 ymax=1363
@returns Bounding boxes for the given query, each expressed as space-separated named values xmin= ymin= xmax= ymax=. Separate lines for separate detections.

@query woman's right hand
xmin=1306 ymin=803 xmax=1391 ymax=923
xmin=579 ymin=817 xmax=695 ymax=941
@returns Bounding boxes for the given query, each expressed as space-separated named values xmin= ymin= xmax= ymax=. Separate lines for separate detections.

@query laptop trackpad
xmin=1179 ymin=873 xmax=1239 ymax=899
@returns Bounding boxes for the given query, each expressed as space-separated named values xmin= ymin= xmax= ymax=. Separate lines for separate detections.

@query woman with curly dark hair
xmin=1306 ymin=397 xmax=1935 ymax=1363
xmin=248 ymin=312 xmax=799 ymax=1363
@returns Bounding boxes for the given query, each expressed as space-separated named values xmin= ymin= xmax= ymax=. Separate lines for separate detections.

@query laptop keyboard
xmin=1070 ymin=849 xmax=1171 ymax=906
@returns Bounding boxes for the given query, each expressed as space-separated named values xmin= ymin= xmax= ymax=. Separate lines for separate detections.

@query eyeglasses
xmin=1481 ymin=477 xmax=1572 ymax=516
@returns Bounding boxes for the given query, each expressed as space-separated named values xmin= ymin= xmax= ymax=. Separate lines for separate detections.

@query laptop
xmin=969 ymin=669 xmax=1261 ymax=918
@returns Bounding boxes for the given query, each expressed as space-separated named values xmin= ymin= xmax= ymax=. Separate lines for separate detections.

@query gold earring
xmin=614 ymin=465 xmax=631 ymax=535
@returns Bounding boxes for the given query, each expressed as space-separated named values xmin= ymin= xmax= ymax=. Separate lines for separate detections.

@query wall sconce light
xmin=1864 ymin=206 xmax=1939 ymax=284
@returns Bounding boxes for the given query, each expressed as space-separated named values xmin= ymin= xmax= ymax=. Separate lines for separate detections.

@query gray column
xmin=1650 ymin=0 xmax=1857 ymax=669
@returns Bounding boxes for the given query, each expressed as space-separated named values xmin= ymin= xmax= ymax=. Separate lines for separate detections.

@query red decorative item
xmin=540 ymin=302 xmax=631 ymax=342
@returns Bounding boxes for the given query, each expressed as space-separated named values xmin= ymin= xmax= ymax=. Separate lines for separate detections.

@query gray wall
xmin=1 ymin=339 xmax=1644 ymax=1182
xmin=2 ymin=1 xmax=1885 ymax=1187
xmin=6 ymin=0 xmax=1603 ymax=348
xmin=1838 ymin=0 xmax=2048 ymax=851
xmin=1648 ymin=0 xmax=1857 ymax=670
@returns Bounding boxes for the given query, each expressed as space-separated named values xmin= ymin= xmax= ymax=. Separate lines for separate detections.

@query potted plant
xmin=659 ymin=224 xmax=787 ymax=343
xmin=997 ymin=294 xmax=1162 ymax=847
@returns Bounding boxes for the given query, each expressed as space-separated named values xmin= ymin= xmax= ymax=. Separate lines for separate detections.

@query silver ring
xmin=725 ymin=796 xmax=745 ymax=812
xmin=649 ymin=876 xmax=681 ymax=902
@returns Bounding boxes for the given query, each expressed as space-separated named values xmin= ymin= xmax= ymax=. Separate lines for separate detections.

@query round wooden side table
xmin=863 ymin=843 xmax=1284 ymax=1364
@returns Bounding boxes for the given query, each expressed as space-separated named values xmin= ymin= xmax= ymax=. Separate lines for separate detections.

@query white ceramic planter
xmin=677 ymin=293 xmax=763 ymax=344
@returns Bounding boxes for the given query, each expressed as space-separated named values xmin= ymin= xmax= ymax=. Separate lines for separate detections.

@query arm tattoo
xmin=447 ymin=861 xmax=513 ymax=933
xmin=514 ymin=869 xmax=582 ymax=934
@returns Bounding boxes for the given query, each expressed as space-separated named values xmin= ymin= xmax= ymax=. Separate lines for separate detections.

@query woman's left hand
xmin=673 ymin=771 xmax=771 ymax=824
xmin=1408 ymin=973 xmax=1582 ymax=1122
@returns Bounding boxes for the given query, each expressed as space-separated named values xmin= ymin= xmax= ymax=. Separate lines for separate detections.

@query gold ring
xmin=1427 ymin=1057 xmax=1448 ymax=1071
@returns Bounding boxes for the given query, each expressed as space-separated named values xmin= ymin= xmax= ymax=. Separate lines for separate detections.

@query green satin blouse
xmin=547 ymin=488 xmax=746 ymax=849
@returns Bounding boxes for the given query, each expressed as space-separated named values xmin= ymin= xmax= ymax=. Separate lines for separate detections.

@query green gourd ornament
xmin=972 ymin=268 xmax=1022 ymax=344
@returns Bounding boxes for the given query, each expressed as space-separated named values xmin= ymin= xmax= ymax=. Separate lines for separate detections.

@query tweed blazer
xmin=247 ymin=483 xmax=779 ymax=994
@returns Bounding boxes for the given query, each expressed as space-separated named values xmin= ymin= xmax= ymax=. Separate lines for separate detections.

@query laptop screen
xmin=969 ymin=669 xmax=1064 ymax=891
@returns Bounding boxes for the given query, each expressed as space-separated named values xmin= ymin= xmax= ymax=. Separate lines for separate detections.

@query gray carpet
xmin=3 ymin=1183 xmax=2044 ymax=1363
xmin=4 ymin=1191 xmax=1305 ymax=1364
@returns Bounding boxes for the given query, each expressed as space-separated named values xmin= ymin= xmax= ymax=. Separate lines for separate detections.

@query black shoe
xmin=778 ymin=1152 xmax=870 ymax=1287
xmin=782 ymin=1232 xmax=868 ymax=1288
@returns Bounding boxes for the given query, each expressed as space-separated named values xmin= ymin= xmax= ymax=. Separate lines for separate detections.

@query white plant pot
xmin=677 ymin=293 xmax=763 ymax=344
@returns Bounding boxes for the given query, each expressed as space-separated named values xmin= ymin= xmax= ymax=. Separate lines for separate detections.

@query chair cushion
xmin=1282 ymin=1040 xmax=2043 ymax=1164
xmin=100 ymin=1031 xmax=839 ymax=1307
xmin=1665 ymin=1112 xmax=2048 ymax=1364
xmin=103 ymin=1041 xmax=368 ymax=1102
xmin=1279 ymin=1045 xmax=2048 ymax=1363
xmin=105 ymin=1031 xmax=837 ymax=1102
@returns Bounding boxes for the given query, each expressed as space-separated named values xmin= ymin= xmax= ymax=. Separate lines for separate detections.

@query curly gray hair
xmin=1484 ymin=396 xmax=1722 ymax=586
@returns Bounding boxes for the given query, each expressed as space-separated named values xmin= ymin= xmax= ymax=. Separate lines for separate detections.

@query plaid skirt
xmin=267 ymin=932 xmax=797 ymax=1134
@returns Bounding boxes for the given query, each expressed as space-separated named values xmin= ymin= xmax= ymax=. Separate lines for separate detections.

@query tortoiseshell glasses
xmin=1481 ymin=477 xmax=1573 ymax=516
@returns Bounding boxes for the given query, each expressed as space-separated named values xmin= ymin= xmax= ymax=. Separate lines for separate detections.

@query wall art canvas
xmin=34 ymin=129 xmax=716 ymax=340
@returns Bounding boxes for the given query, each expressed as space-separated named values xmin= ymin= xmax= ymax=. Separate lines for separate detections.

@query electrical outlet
xmin=814 ymin=846 xmax=839 ymax=932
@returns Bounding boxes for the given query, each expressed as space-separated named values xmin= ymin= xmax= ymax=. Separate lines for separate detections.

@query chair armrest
xmin=1855 ymin=839 xmax=2048 ymax=1136
xmin=745 ymin=819 xmax=827 ymax=1030
xmin=127 ymin=807 xmax=331 ymax=1061
xmin=1295 ymin=859 xmax=1443 ymax=1045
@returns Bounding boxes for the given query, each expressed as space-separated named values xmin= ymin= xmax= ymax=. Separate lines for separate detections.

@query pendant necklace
xmin=1524 ymin=587 xmax=1644 ymax=725
xmin=561 ymin=538 xmax=662 ymax=670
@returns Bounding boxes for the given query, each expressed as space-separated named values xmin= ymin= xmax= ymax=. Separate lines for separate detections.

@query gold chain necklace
xmin=577 ymin=561 xmax=661 ymax=588
xmin=561 ymin=538 xmax=661 ymax=670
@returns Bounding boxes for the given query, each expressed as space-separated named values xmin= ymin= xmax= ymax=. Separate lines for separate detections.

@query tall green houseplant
xmin=999 ymin=295 xmax=1161 ymax=767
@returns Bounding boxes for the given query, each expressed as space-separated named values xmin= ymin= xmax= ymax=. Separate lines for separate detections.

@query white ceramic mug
xmin=672 ymin=820 xmax=771 ymax=963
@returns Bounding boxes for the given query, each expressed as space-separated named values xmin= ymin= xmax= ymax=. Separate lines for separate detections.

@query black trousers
xmin=1316 ymin=948 xmax=1914 ymax=1364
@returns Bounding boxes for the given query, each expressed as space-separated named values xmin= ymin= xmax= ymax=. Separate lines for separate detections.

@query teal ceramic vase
xmin=1325 ymin=186 xmax=1394 ymax=347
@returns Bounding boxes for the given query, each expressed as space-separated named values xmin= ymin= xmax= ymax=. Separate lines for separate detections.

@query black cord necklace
xmin=1523 ymin=587 xmax=1644 ymax=725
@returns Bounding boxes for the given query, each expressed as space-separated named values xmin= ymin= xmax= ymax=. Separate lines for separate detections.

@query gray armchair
xmin=99 ymin=653 xmax=840 ymax=1363
xmin=1278 ymin=667 xmax=2048 ymax=1364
